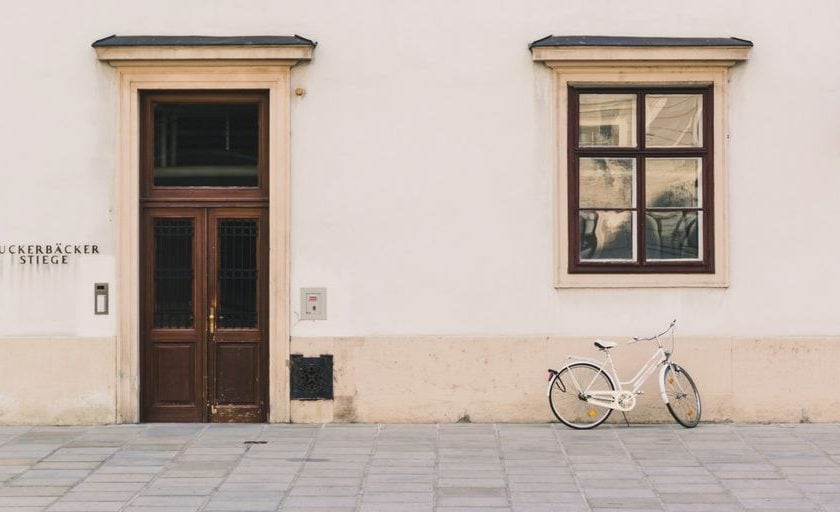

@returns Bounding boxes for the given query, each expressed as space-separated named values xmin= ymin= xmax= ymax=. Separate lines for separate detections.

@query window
xmin=569 ymin=86 xmax=713 ymax=273
xmin=529 ymin=35 xmax=752 ymax=287
xmin=140 ymin=91 xmax=270 ymax=200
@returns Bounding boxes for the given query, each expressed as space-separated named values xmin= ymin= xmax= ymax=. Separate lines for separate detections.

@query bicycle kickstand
xmin=621 ymin=411 xmax=630 ymax=428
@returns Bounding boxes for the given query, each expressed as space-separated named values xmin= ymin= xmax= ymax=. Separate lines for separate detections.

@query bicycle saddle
xmin=594 ymin=339 xmax=617 ymax=350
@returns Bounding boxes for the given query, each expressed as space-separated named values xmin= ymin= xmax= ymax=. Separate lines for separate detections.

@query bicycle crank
xmin=615 ymin=391 xmax=636 ymax=411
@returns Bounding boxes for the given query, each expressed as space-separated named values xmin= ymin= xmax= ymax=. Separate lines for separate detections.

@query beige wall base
xmin=0 ymin=335 xmax=835 ymax=425
xmin=0 ymin=338 xmax=115 ymax=425
xmin=290 ymin=336 xmax=840 ymax=424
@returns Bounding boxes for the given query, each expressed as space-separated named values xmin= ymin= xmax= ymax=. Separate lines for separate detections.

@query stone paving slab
xmin=0 ymin=424 xmax=839 ymax=511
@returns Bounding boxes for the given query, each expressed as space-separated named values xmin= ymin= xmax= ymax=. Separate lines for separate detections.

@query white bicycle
xmin=547 ymin=320 xmax=701 ymax=429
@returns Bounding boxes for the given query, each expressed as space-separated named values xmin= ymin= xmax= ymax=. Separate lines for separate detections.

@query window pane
xmin=645 ymin=94 xmax=703 ymax=147
xmin=579 ymin=94 xmax=636 ymax=147
xmin=646 ymin=158 xmax=701 ymax=208
xmin=646 ymin=211 xmax=700 ymax=260
xmin=580 ymin=210 xmax=635 ymax=261
xmin=154 ymin=218 xmax=194 ymax=328
xmin=579 ymin=158 xmax=636 ymax=209
xmin=218 ymin=219 xmax=258 ymax=329
xmin=154 ymin=103 xmax=259 ymax=187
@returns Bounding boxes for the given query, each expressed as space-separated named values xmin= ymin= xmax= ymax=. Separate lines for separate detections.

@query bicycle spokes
xmin=664 ymin=364 xmax=701 ymax=428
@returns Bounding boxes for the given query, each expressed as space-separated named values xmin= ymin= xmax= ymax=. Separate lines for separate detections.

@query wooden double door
xmin=139 ymin=90 xmax=271 ymax=422
xmin=141 ymin=207 xmax=268 ymax=422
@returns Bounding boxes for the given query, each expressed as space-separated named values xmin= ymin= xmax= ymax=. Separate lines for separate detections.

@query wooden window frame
xmin=568 ymin=85 xmax=714 ymax=274
xmin=140 ymin=90 xmax=270 ymax=202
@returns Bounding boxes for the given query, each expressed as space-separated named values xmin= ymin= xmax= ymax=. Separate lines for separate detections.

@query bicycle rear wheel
xmin=549 ymin=363 xmax=614 ymax=429
xmin=663 ymin=364 xmax=701 ymax=428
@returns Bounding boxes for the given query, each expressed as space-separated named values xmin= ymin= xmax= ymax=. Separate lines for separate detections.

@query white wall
xmin=0 ymin=0 xmax=838 ymax=342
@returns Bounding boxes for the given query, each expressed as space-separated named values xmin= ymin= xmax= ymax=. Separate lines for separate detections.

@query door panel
xmin=142 ymin=209 xmax=206 ymax=422
xmin=141 ymin=207 xmax=267 ymax=423
xmin=215 ymin=343 xmax=259 ymax=403
xmin=207 ymin=209 xmax=268 ymax=422
xmin=152 ymin=343 xmax=197 ymax=404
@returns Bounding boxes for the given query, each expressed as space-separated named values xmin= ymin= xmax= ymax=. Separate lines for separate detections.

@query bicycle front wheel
xmin=549 ymin=363 xmax=615 ymax=429
xmin=663 ymin=364 xmax=701 ymax=428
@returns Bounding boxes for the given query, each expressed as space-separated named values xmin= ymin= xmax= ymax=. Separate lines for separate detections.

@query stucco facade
xmin=0 ymin=0 xmax=838 ymax=424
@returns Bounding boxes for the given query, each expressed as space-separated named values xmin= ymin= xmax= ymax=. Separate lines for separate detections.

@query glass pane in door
xmin=218 ymin=219 xmax=258 ymax=329
xmin=153 ymin=218 xmax=195 ymax=328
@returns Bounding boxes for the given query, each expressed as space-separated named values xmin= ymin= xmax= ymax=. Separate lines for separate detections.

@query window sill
xmin=556 ymin=272 xmax=728 ymax=289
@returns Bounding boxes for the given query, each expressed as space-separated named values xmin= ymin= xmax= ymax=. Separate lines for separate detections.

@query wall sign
xmin=0 ymin=243 xmax=101 ymax=265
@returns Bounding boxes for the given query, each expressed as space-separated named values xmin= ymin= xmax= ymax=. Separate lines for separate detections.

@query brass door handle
xmin=208 ymin=305 xmax=216 ymax=335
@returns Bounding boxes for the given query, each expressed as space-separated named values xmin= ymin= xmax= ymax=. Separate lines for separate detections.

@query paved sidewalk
xmin=1 ymin=424 xmax=839 ymax=512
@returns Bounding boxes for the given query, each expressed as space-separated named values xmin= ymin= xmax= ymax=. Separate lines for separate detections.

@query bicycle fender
xmin=659 ymin=363 xmax=673 ymax=404
xmin=562 ymin=356 xmax=603 ymax=367
xmin=546 ymin=374 xmax=558 ymax=397
xmin=546 ymin=359 xmax=608 ymax=397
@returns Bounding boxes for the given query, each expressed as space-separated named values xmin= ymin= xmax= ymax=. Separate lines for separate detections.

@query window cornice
xmin=93 ymin=35 xmax=315 ymax=67
xmin=530 ymin=35 xmax=751 ymax=68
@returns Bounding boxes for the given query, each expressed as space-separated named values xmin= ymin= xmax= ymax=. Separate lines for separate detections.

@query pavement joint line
xmin=432 ymin=423 xmax=440 ymax=512
xmin=196 ymin=423 xmax=268 ymax=512
xmin=731 ymin=425 xmax=828 ymax=512
xmin=51 ymin=422 xmax=145 ymax=511
xmin=274 ymin=422 xmax=324 ymax=512
xmin=4 ymin=425 xmax=89 ymax=511
xmin=613 ymin=423 xmax=667 ymax=511
xmin=0 ymin=426 xmax=33 ymax=484
xmin=493 ymin=423 xmax=514 ymax=511
xmin=792 ymin=424 xmax=840 ymax=475
xmin=117 ymin=423 xmax=210 ymax=512
xmin=550 ymin=422 xmax=593 ymax=512
xmin=0 ymin=427 xmax=33 ymax=450
xmin=353 ymin=423 xmax=381 ymax=512
xmin=672 ymin=424 xmax=747 ymax=511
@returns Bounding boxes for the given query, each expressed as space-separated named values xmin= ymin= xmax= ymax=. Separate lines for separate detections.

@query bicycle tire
xmin=663 ymin=364 xmax=701 ymax=428
xmin=549 ymin=362 xmax=615 ymax=429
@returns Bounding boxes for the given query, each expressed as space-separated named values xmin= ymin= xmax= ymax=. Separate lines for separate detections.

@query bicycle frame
xmin=555 ymin=331 xmax=677 ymax=412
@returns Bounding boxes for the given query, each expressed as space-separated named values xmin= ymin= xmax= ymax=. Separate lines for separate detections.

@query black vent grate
xmin=290 ymin=355 xmax=333 ymax=400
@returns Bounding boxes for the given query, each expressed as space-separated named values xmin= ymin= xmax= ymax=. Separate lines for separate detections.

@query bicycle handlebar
xmin=629 ymin=319 xmax=676 ymax=344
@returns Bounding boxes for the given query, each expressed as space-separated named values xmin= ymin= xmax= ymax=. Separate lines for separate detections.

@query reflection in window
xmin=645 ymin=94 xmax=703 ymax=147
xmin=579 ymin=94 xmax=636 ymax=147
xmin=646 ymin=158 xmax=701 ymax=208
xmin=579 ymin=158 xmax=636 ymax=209
xmin=579 ymin=210 xmax=635 ymax=261
xmin=646 ymin=211 xmax=700 ymax=260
